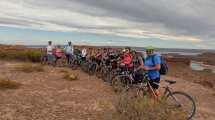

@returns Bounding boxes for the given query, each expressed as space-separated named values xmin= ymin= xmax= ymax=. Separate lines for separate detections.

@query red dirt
xmin=0 ymin=60 xmax=215 ymax=120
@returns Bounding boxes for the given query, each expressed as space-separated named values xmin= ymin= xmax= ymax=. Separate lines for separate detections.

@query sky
xmin=0 ymin=0 xmax=215 ymax=49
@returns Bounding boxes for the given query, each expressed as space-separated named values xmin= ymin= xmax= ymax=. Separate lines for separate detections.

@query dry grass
xmin=14 ymin=63 xmax=44 ymax=73
xmin=59 ymin=69 xmax=69 ymax=73
xmin=0 ymin=48 xmax=43 ymax=62
xmin=113 ymin=93 xmax=187 ymax=120
xmin=0 ymin=78 xmax=21 ymax=89
xmin=64 ymin=73 xmax=78 ymax=81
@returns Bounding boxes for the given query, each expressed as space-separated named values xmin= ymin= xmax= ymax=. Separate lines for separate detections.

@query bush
xmin=15 ymin=63 xmax=44 ymax=73
xmin=0 ymin=48 xmax=43 ymax=62
xmin=113 ymin=93 xmax=187 ymax=120
xmin=59 ymin=69 xmax=69 ymax=73
xmin=64 ymin=73 xmax=78 ymax=81
xmin=0 ymin=78 xmax=21 ymax=89
xmin=25 ymin=51 xmax=43 ymax=62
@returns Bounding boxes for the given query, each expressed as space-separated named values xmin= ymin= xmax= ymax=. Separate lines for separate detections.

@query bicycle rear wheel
xmin=112 ymin=76 xmax=130 ymax=93
xmin=166 ymin=91 xmax=196 ymax=120
xmin=112 ymin=76 xmax=123 ymax=93
xmin=101 ymin=67 xmax=108 ymax=81
xmin=81 ymin=62 xmax=88 ymax=72
xmin=88 ymin=63 xmax=96 ymax=75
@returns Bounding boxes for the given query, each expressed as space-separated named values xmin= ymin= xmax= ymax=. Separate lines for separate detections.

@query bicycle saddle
xmin=165 ymin=80 xmax=176 ymax=84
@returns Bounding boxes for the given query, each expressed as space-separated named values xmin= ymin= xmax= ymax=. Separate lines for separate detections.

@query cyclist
xmin=81 ymin=48 xmax=87 ymax=62
xmin=131 ymin=50 xmax=144 ymax=83
xmin=102 ymin=48 xmax=109 ymax=64
xmin=88 ymin=48 xmax=96 ymax=63
xmin=46 ymin=41 xmax=55 ymax=65
xmin=95 ymin=48 xmax=102 ymax=65
xmin=121 ymin=47 xmax=133 ymax=68
xmin=54 ymin=45 xmax=63 ymax=66
xmin=143 ymin=46 xmax=161 ymax=96
xmin=75 ymin=48 xmax=82 ymax=62
xmin=108 ymin=48 xmax=118 ymax=69
xmin=64 ymin=41 xmax=73 ymax=65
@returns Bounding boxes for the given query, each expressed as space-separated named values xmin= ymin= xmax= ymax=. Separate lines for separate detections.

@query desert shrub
xmin=64 ymin=73 xmax=78 ymax=81
xmin=0 ymin=78 xmax=21 ymax=89
xmin=15 ymin=63 xmax=44 ymax=73
xmin=113 ymin=93 xmax=186 ymax=120
xmin=0 ymin=49 xmax=42 ymax=62
xmin=25 ymin=51 xmax=43 ymax=62
xmin=59 ymin=69 xmax=69 ymax=73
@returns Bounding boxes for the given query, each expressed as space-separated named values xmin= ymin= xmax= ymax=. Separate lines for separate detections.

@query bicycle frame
xmin=147 ymin=81 xmax=183 ymax=107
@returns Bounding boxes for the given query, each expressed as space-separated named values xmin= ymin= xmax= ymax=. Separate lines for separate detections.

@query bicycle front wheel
xmin=166 ymin=91 xmax=196 ymax=120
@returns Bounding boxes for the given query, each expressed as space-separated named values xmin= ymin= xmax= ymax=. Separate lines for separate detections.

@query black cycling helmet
xmin=131 ymin=50 xmax=137 ymax=54
xmin=125 ymin=47 xmax=131 ymax=52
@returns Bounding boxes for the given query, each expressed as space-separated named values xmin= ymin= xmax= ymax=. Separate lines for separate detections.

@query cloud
xmin=0 ymin=0 xmax=214 ymax=46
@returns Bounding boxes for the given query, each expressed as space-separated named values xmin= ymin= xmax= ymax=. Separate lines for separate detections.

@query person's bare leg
xmin=155 ymin=89 xmax=161 ymax=97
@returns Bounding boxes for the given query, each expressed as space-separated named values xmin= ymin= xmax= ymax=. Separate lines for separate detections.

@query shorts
xmin=96 ymin=59 xmax=101 ymax=65
xmin=149 ymin=77 xmax=160 ymax=89
xmin=105 ymin=60 xmax=111 ymax=66
xmin=134 ymin=73 xmax=144 ymax=82
xmin=56 ymin=56 xmax=62 ymax=60
xmin=47 ymin=54 xmax=54 ymax=63
xmin=81 ymin=57 xmax=86 ymax=61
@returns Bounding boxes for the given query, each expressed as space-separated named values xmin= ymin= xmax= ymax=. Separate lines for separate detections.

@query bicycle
xmin=40 ymin=54 xmax=48 ymax=65
xmin=95 ymin=60 xmax=105 ymax=78
xmin=102 ymin=59 xmax=119 ymax=83
xmin=111 ymin=64 xmax=135 ymax=93
xmin=87 ymin=59 xmax=98 ymax=75
xmin=130 ymin=73 xmax=196 ymax=120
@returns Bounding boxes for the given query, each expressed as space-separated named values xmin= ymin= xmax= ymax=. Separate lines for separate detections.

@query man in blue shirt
xmin=143 ymin=46 xmax=161 ymax=96
xmin=64 ymin=41 xmax=74 ymax=65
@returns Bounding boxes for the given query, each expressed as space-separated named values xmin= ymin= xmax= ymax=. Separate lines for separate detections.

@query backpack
xmin=152 ymin=55 xmax=168 ymax=75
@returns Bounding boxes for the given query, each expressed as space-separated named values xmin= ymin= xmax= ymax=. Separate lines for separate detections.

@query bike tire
xmin=101 ymin=68 xmax=107 ymax=81
xmin=89 ymin=63 xmax=96 ymax=75
xmin=111 ymin=76 xmax=124 ymax=93
xmin=166 ymin=91 xmax=196 ymax=120
xmin=95 ymin=66 xmax=102 ymax=78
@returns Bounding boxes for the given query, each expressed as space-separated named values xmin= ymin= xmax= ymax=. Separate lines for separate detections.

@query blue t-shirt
xmin=144 ymin=54 xmax=161 ymax=80
xmin=64 ymin=45 xmax=73 ymax=55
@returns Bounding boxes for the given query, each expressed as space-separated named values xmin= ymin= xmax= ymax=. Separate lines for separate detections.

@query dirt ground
xmin=0 ymin=60 xmax=215 ymax=120
xmin=0 ymin=61 xmax=116 ymax=120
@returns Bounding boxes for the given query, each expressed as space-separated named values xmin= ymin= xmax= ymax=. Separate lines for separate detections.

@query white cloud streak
xmin=0 ymin=0 xmax=214 ymax=45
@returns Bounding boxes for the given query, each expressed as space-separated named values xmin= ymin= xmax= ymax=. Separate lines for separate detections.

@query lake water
xmin=190 ymin=61 xmax=215 ymax=73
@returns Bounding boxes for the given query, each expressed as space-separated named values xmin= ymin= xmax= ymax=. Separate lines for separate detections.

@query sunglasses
xmin=146 ymin=50 xmax=153 ymax=53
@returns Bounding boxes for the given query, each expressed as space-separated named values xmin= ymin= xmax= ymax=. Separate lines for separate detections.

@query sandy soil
xmin=162 ymin=76 xmax=215 ymax=120
xmin=0 ymin=60 xmax=215 ymax=120
xmin=168 ymin=62 xmax=215 ymax=89
xmin=0 ymin=61 xmax=116 ymax=120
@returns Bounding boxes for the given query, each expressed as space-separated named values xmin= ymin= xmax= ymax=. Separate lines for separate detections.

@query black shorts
xmin=96 ymin=59 xmax=101 ymax=65
xmin=149 ymin=77 xmax=160 ymax=89
xmin=134 ymin=73 xmax=144 ymax=83
xmin=56 ymin=57 xmax=62 ymax=60
xmin=81 ymin=57 xmax=86 ymax=61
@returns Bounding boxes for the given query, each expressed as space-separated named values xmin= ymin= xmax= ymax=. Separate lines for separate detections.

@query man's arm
xmin=143 ymin=55 xmax=161 ymax=71
xmin=145 ymin=64 xmax=161 ymax=71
